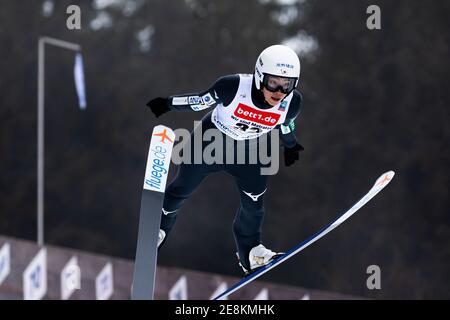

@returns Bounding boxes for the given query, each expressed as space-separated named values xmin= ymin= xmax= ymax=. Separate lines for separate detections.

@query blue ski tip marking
xmin=212 ymin=171 xmax=395 ymax=300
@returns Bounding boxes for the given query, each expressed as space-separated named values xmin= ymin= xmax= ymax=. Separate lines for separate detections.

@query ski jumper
xmin=160 ymin=74 xmax=303 ymax=270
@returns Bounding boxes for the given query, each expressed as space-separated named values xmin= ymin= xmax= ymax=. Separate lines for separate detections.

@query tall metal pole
xmin=37 ymin=39 xmax=45 ymax=247
xmin=37 ymin=37 xmax=81 ymax=246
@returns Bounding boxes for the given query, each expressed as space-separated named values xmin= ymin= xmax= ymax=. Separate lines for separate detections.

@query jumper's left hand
xmin=284 ymin=143 xmax=304 ymax=167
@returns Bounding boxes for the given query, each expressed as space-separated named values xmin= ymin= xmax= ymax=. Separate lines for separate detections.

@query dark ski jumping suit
xmin=155 ymin=74 xmax=303 ymax=270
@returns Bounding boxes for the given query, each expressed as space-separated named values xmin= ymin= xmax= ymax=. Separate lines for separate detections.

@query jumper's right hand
xmin=146 ymin=97 xmax=170 ymax=118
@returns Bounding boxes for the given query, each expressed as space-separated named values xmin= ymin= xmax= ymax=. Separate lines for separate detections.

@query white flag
xmin=95 ymin=262 xmax=114 ymax=300
xmin=23 ymin=248 xmax=47 ymax=300
xmin=0 ymin=243 xmax=11 ymax=285
xmin=169 ymin=275 xmax=188 ymax=300
xmin=74 ymin=53 xmax=87 ymax=109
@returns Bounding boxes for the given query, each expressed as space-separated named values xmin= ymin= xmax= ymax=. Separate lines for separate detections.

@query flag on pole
xmin=74 ymin=53 xmax=87 ymax=109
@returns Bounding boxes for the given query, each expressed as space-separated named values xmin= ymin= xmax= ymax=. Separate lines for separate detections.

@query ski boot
xmin=237 ymin=244 xmax=284 ymax=275
xmin=157 ymin=229 xmax=166 ymax=249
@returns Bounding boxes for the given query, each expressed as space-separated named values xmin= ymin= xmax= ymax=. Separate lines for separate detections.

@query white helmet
xmin=254 ymin=45 xmax=301 ymax=92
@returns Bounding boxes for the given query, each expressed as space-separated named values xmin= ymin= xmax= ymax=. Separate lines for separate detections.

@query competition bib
xmin=211 ymin=74 xmax=292 ymax=140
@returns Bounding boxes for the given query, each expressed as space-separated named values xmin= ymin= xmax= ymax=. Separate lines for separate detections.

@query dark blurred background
xmin=0 ymin=0 xmax=448 ymax=299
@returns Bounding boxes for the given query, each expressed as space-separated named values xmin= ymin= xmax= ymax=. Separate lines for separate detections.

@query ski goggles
xmin=262 ymin=74 xmax=297 ymax=94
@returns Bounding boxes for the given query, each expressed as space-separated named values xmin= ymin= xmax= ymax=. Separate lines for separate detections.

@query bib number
xmin=234 ymin=123 xmax=261 ymax=133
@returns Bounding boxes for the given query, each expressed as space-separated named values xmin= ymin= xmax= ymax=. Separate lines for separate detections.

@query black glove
xmin=284 ymin=143 xmax=304 ymax=167
xmin=146 ymin=97 xmax=170 ymax=118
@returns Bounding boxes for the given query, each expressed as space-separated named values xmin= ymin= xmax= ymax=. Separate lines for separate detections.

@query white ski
xmin=213 ymin=171 xmax=395 ymax=300
xmin=131 ymin=125 xmax=175 ymax=300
